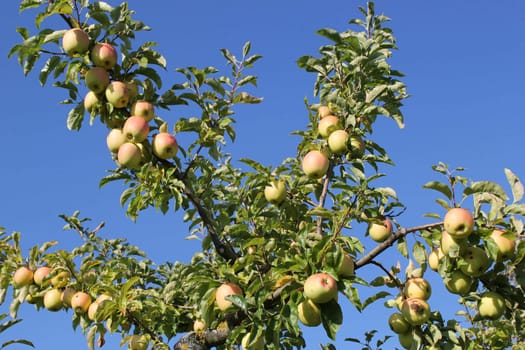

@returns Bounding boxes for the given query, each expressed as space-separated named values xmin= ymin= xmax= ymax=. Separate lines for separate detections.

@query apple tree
xmin=2 ymin=0 xmax=525 ymax=349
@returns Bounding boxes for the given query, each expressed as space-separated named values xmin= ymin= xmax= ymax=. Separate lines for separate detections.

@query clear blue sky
xmin=1 ymin=1 xmax=525 ymax=349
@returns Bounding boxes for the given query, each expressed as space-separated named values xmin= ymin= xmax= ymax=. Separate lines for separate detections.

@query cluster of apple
xmin=61 ymin=28 xmax=178 ymax=169
xmin=301 ymin=105 xmax=365 ymax=179
xmin=388 ymin=277 xmax=432 ymax=349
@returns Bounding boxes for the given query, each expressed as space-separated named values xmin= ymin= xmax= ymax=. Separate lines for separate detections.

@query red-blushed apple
xmin=400 ymin=297 xmax=430 ymax=326
xmin=91 ymin=42 xmax=118 ymax=69
xmin=105 ymin=81 xmax=130 ymax=108
xmin=428 ymin=247 xmax=444 ymax=271
xmin=303 ymin=272 xmax=338 ymax=304
xmin=404 ymin=277 xmax=431 ymax=300
xmin=50 ymin=269 xmax=70 ymax=288
xmin=337 ymin=255 xmax=354 ymax=277
xmin=443 ymin=207 xmax=474 ymax=239
xmin=84 ymin=91 xmax=100 ymax=113
xmin=71 ymin=291 xmax=91 ymax=314
xmin=241 ymin=332 xmax=265 ymax=350
xmin=459 ymin=246 xmax=491 ymax=277
xmin=318 ymin=115 xmax=340 ymax=138
xmin=193 ymin=320 xmax=206 ymax=332
xmin=152 ymin=132 xmax=178 ymax=159
xmin=349 ymin=136 xmax=365 ymax=156
xmin=328 ymin=129 xmax=349 ymax=154
xmin=62 ymin=28 xmax=90 ymax=57
xmin=440 ymin=230 xmax=466 ymax=257
xmin=302 ymin=150 xmax=329 ymax=179
xmin=61 ymin=287 xmax=77 ymax=308
xmin=388 ymin=312 xmax=411 ymax=334
xmin=297 ymin=298 xmax=322 ymax=327
xmin=33 ymin=266 xmax=52 ymax=287
xmin=368 ymin=218 xmax=393 ymax=242
xmin=478 ymin=291 xmax=505 ymax=319
xmin=85 ymin=67 xmax=110 ymax=94
xmin=13 ymin=267 xmax=33 ymax=288
xmin=117 ymin=142 xmax=143 ymax=169
xmin=398 ymin=331 xmax=414 ymax=349
xmin=131 ymin=100 xmax=155 ymax=122
xmin=215 ymin=282 xmax=243 ymax=312
xmin=318 ymin=105 xmax=331 ymax=118
xmin=444 ymin=270 xmax=472 ymax=295
xmin=44 ymin=289 xmax=63 ymax=312
xmin=264 ymin=179 xmax=287 ymax=205
xmin=489 ymin=229 xmax=515 ymax=261
xmin=123 ymin=116 xmax=150 ymax=143
xmin=106 ymin=128 xmax=127 ymax=153
xmin=129 ymin=335 xmax=148 ymax=350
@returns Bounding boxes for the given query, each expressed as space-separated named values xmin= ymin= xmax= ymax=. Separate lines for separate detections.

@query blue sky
xmin=1 ymin=1 xmax=525 ymax=349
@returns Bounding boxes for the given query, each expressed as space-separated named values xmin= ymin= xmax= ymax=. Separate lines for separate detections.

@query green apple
xmin=123 ymin=116 xmax=149 ymax=143
xmin=401 ymin=297 xmax=430 ymax=326
xmin=44 ymin=289 xmax=63 ymax=311
xmin=106 ymin=128 xmax=127 ymax=153
xmin=297 ymin=298 xmax=322 ymax=327
xmin=33 ymin=266 xmax=52 ymax=287
xmin=302 ymin=150 xmax=329 ymax=179
xmin=84 ymin=91 xmax=100 ymax=113
xmin=241 ymin=332 xmax=265 ymax=350
xmin=444 ymin=270 xmax=472 ymax=295
xmin=152 ymin=132 xmax=178 ymax=159
xmin=61 ymin=287 xmax=77 ymax=308
xmin=215 ymin=282 xmax=243 ymax=312
xmin=264 ymin=179 xmax=287 ymax=205
xmin=85 ymin=67 xmax=110 ymax=94
xmin=117 ymin=142 xmax=143 ymax=169
xmin=443 ymin=208 xmax=474 ymax=239
xmin=129 ymin=335 xmax=148 ymax=350
xmin=349 ymin=136 xmax=365 ymax=156
xmin=303 ymin=272 xmax=338 ymax=304
xmin=459 ymin=246 xmax=491 ymax=277
xmin=13 ymin=267 xmax=33 ymax=288
xmin=440 ymin=230 xmax=466 ymax=257
xmin=404 ymin=277 xmax=431 ymax=300
xmin=327 ymin=129 xmax=349 ymax=154
xmin=398 ymin=331 xmax=414 ymax=349
xmin=50 ymin=269 xmax=70 ymax=288
xmin=388 ymin=312 xmax=411 ymax=334
xmin=337 ymin=255 xmax=354 ymax=277
xmin=71 ymin=291 xmax=91 ymax=314
xmin=478 ymin=291 xmax=505 ymax=319
xmin=318 ymin=115 xmax=340 ymax=138
xmin=62 ymin=28 xmax=90 ymax=57
xmin=105 ymin=81 xmax=130 ymax=108
xmin=428 ymin=247 xmax=444 ymax=272
xmin=91 ymin=42 xmax=118 ymax=69
xmin=368 ymin=219 xmax=393 ymax=242
xmin=489 ymin=229 xmax=515 ymax=261
xmin=131 ymin=100 xmax=155 ymax=122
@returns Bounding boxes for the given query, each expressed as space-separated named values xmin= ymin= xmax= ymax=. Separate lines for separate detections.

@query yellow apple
xmin=215 ymin=282 xmax=243 ymax=312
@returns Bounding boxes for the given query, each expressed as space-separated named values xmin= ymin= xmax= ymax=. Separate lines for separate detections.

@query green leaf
xmin=505 ymin=168 xmax=524 ymax=203
xmin=39 ymin=56 xmax=61 ymax=86
xmin=503 ymin=203 xmax=525 ymax=216
xmin=66 ymin=103 xmax=85 ymax=131
xmin=412 ymin=241 xmax=427 ymax=267
xmin=320 ymin=300 xmax=343 ymax=340
xmin=316 ymin=28 xmax=342 ymax=43
xmin=463 ymin=181 xmax=509 ymax=201
xmin=423 ymin=181 xmax=452 ymax=200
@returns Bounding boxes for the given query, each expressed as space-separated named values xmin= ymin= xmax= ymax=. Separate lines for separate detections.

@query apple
xmin=428 ymin=247 xmax=444 ymax=271
xmin=87 ymin=301 xmax=101 ymax=321
xmin=33 ymin=266 xmax=52 ymax=287
xmin=459 ymin=246 xmax=491 ymax=277
xmin=44 ymin=289 xmax=63 ymax=311
xmin=193 ymin=320 xmax=206 ymax=332
xmin=303 ymin=272 xmax=338 ymax=304
xmin=106 ymin=128 xmax=127 ymax=153
xmin=302 ymin=150 xmax=329 ymax=179
xmin=61 ymin=287 xmax=77 ymax=307
xmin=404 ymin=277 xmax=431 ymax=300
xmin=131 ymin=100 xmax=155 ymax=122
xmin=51 ymin=269 xmax=70 ymax=288
xmin=129 ymin=335 xmax=148 ymax=350
xmin=105 ymin=81 xmax=130 ymax=108
xmin=62 ymin=28 xmax=90 ymax=57
xmin=327 ymin=129 xmax=349 ymax=154
xmin=395 ymin=293 xmax=405 ymax=311
xmin=388 ymin=312 xmax=411 ymax=334
xmin=478 ymin=291 xmax=505 ymax=319
xmin=297 ymin=298 xmax=322 ymax=327
xmin=440 ymin=230 xmax=466 ymax=257
xmin=152 ymin=132 xmax=178 ymax=159
xmin=401 ymin=297 xmax=430 ymax=326
xmin=117 ymin=142 xmax=143 ymax=169
xmin=85 ymin=67 xmax=110 ymax=94
xmin=443 ymin=208 xmax=474 ymax=239
xmin=444 ymin=270 xmax=472 ymax=295
xmin=398 ymin=331 xmax=414 ymax=349
xmin=318 ymin=115 xmax=340 ymax=138
xmin=84 ymin=91 xmax=100 ymax=113
xmin=71 ymin=291 xmax=92 ymax=314
xmin=123 ymin=116 xmax=150 ymax=143
xmin=25 ymin=293 xmax=42 ymax=305
xmin=13 ymin=267 xmax=33 ymax=288
xmin=137 ymin=141 xmax=152 ymax=165
xmin=241 ymin=332 xmax=265 ymax=350
xmin=368 ymin=218 xmax=393 ymax=242
xmin=490 ymin=229 xmax=515 ymax=261
xmin=318 ymin=105 xmax=331 ymax=118
xmin=264 ymin=179 xmax=287 ymax=205
xmin=337 ymin=255 xmax=354 ymax=277
xmin=215 ymin=282 xmax=243 ymax=312
xmin=349 ymin=136 xmax=365 ymax=156
xmin=91 ymin=42 xmax=118 ymax=69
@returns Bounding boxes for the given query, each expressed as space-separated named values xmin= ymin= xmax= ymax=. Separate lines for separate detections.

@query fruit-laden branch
xmin=355 ymin=221 xmax=444 ymax=269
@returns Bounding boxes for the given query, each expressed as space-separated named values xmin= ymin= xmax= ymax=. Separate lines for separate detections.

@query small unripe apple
xmin=443 ymin=208 xmax=474 ymax=239
xmin=91 ymin=42 xmax=118 ymax=69
xmin=62 ymin=28 xmax=90 ymax=57
xmin=337 ymin=255 xmax=354 ymax=277
xmin=106 ymin=128 xmax=127 ymax=153
xmin=215 ymin=282 xmax=243 ymax=312
xmin=318 ymin=115 xmax=340 ymax=138
xmin=440 ymin=230 xmax=466 ymax=257
xmin=264 ymin=179 xmax=287 ymax=205
xmin=388 ymin=312 xmax=411 ymax=334
xmin=50 ymin=269 xmax=71 ymax=288
xmin=478 ymin=291 xmax=505 ymax=319
xmin=85 ymin=67 xmax=110 ymax=94
xmin=349 ymin=136 xmax=365 ymax=156
xmin=404 ymin=277 xmax=431 ymax=300
xmin=61 ymin=287 xmax=77 ymax=307
xmin=84 ymin=91 xmax=100 ymax=113
xmin=368 ymin=219 xmax=393 ymax=242
xmin=131 ymin=100 xmax=155 ymax=122
xmin=297 ymin=298 xmax=322 ymax=327
xmin=318 ymin=105 xmax=331 ymax=118
xmin=117 ymin=142 xmax=143 ymax=169
xmin=105 ymin=81 xmax=130 ymax=108
xmin=123 ymin=116 xmax=149 ymax=143
xmin=13 ymin=267 xmax=33 ymax=288
xmin=327 ymin=129 xmax=349 ymax=154
xmin=400 ymin=297 xmax=430 ymax=326
xmin=459 ymin=246 xmax=491 ymax=277
xmin=428 ymin=247 xmax=444 ymax=272
xmin=444 ymin=270 xmax=472 ymax=295
xmin=152 ymin=132 xmax=178 ymax=159
xmin=489 ymin=229 xmax=515 ymax=261
xmin=303 ymin=272 xmax=338 ymax=304
xmin=129 ymin=335 xmax=148 ymax=350
xmin=302 ymin=150 xmax=329 ymax=179
xmin=71 ymin=291 xmax=91 ymax=314
xmin=33 ymin=266 xmax=52 ymax=287
xmin=241 ymin=332 xmax=265 ymax=350
xmin=44 ymin=289 xmax=63 ymax=312
xmin=398 ymin=331 xmax=414 ymax=349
